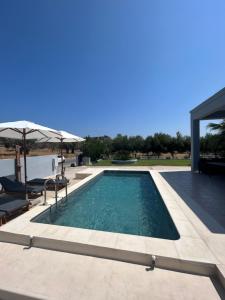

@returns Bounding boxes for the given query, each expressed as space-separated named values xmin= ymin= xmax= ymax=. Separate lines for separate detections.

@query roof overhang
xmin=190 ymin=87 xmax=225 ymax=120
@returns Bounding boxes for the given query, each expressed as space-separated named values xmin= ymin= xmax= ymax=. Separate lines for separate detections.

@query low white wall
xmin=0 ymin=155 xmax=58 ymax=181
xmin=0 ymin=158 xmax=15 ymax=177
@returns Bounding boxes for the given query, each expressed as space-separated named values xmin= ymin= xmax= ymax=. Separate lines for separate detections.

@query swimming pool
xmin=33 ymin=171 xmax=179 ymax=240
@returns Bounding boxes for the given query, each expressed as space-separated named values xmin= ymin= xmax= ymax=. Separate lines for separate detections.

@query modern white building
xmin=190 ymin=87 xmax=225 ymax=171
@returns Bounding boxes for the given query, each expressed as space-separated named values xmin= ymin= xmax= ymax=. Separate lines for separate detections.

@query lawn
xmin=93 ymin=159 xmax=191 ymax=166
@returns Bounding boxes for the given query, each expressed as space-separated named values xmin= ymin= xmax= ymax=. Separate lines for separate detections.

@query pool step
xmin=33 ymin=236 xmax=216 ymax=276
xmin=0 ymin=231 xmax=30 ymax=246
xmin=0 ymin=231 xmax=217 ymax=278
xmin=74 ymin=173 xmax=92 ymax=179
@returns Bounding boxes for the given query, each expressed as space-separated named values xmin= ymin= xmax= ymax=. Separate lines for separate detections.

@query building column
xmin=191 ymin=117 xmax=200 ymax=172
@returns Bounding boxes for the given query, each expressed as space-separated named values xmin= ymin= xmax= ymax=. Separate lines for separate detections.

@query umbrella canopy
xmin=0 ymin=120 xmax=60 ymax=140
xmin=0 ymin=120 xmax=61 ymax=199
xmin=38 ymin=130 xmax=85 ymax=143
xmin=37 ymin=130 xmax=85 ymax=175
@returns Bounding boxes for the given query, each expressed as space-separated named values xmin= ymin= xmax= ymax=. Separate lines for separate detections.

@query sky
xmin=0 ymin=0 xmax=225 ymax=138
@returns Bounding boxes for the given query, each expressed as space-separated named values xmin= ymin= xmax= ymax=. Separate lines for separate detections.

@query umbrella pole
xmin=23 ymin=129 xmax=28 ymax=200
xmin=61 ymin=139 xmax=64 ymax=176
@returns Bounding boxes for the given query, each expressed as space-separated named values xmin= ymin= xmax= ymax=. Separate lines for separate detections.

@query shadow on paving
xmin=160 ymin=171 xmax=225 ymax=234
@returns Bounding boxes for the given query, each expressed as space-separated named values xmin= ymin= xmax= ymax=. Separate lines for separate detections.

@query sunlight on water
xmin=33 ymin=171 xmax=179 ymax=240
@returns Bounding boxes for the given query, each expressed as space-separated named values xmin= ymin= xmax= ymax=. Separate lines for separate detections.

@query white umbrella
xmin=0 ymin=120 xmax=61 ymax=198
xmin=39 ymin=130 xmax=85 ymax=143
xmin=38 ymin=130 xmax=85 ymax=175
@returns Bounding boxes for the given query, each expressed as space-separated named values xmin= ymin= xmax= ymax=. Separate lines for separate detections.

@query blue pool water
xmin=33 ymin=171 xmax=179 ymax=240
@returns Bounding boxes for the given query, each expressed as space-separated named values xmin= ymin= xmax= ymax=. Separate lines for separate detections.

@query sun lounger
xmin=0 ymin=198 xmax=29 ymax=217
xmin=0 ymin=211 xmax=6 ymax=225
xmin=0 ymin=177 xmax=44 ymax=197
xmin=28 ymin=177 xmax=69 ymax=190
xmin=5 ymin=175 xmax=69 ymax=191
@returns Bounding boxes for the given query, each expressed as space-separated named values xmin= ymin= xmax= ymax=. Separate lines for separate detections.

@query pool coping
xmin=32 ymin=169 xmax=180 ymax=240
xmin=0 ymin=167 xmax=224 ymax=285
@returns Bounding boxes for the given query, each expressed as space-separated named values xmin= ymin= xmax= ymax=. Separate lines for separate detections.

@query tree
xmin=201 ymin=134 xmax=225 ymax=157
xmin=82 ymin=137 xmax=111 ymax=161
xmin=175 ymin=131 xmax=185 ymax=152
xmin=183 ymin=136 xmax=191 ymax=157
xmin=167 ymin=137 xmax=177 ymax=158
xmin=207 ymin=119 xmax=225 ymax=135
xmin=128 ymin=136 xmax=144 ymax=153
xmin=205 ymin=120 xmax=225 ymax=157
xmin=151 ymin=133 xmax=171 ymax=158
xmin=183 ymin=136 xmax=191 ymax=152
xmin=144 ymin=136 xmax=153 ymax=153
xmin=112 ymin=134 xmax=129 ymax=152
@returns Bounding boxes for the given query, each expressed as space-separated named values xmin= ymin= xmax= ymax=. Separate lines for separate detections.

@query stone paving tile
xmin=175 ymin=237 xmax=216 ymax=263
xmin=0 ymin=242 xmax=223 ymax=300
xmin=1 ymin=166 xmax=225 ymax=293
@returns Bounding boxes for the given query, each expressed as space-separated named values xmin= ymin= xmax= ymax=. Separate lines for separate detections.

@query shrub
xmin=113 ymin=150 xmax=131 ymax=160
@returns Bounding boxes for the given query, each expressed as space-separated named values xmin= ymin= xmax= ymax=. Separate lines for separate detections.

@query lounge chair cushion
xmin=28 ymin=177 xmax=69 ymax=186
xmin=5 ymin=175 xmax=16 ymax=181
xmin=27 ymin=185 xmax=44 ymax=193
xmin=0 ymin=177 xmax=44 ymax=194
xmin=0 ymin=211 xmax=5 ymax=218
xmin=0 ymin=211 xmax=6 ymax=224
xmin=0 ymin=198 xmax=29 ymax=215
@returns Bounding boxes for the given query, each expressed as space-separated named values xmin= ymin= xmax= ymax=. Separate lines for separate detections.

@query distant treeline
xmin=82 ymin=132 xmax=225 ymax=161
xmin=0 ymin=132 xmax=224 ymax=161
xmin=0 ymin=138 xmax=80 ymax=154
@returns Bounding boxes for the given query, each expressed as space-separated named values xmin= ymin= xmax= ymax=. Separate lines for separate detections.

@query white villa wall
xmin=0 ymin=158 xmax=15 ymax=177
xmin=0 ymin=155 xmax=58 ymax=181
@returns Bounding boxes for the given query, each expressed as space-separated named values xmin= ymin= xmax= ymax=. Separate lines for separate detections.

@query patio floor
xmin=1 ymin=166 xmax=225 ymax=299
xmin=0 ymin=242 xmax=224 ymax=300
xmin=160 ymin=171 xmax=225 ymax=233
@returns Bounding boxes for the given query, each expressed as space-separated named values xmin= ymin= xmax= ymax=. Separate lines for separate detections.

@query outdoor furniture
xmin=0 ymin=197 xmax=29 ymax=218
xmin=0 ymin=177 xmax=44 ymax=197
xmin=37 ymin=130 xmax=85 ymax=176
xmin=0 ymin=211 xmax=6 ymax=226
xmin=28 ymin=177 xmax=69 ymax=190
xmin=5 ymin=174 xmax=69 ymax=191
xmin=199 ymin=159 xmax=225 ymax=175
xmin=0 ymin=120 xmax=61 ymax=200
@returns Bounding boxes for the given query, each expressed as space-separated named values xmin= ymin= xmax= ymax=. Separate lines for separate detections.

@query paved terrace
xmin=0 ymin=166 xmax=225 ymax=299
xmin=0 ymin=242 xmax=224 ymax=300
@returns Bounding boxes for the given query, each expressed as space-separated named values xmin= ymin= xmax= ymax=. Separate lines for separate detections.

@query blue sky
xmin=0 ymin=0 xmax=225 ymax=137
